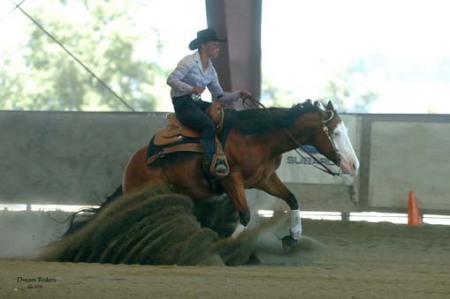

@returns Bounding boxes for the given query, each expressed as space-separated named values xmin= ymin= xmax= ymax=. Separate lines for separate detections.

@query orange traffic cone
xmin=407 ymin=191 xmax=422 ymax=226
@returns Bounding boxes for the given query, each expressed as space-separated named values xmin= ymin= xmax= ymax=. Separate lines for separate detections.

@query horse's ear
xmin=314 ymin=100 xmax=323 ymax=109
xmin=326 ymin=101 xmax=334 ymax=110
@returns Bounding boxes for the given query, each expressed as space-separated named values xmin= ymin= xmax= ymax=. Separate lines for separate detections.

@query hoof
xmin=282 ymin=235 xmax=299 ymax=253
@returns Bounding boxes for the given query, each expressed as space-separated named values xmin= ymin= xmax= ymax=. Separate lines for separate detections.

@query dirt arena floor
xmin=1 ymin=218 xmax=449 ymax=299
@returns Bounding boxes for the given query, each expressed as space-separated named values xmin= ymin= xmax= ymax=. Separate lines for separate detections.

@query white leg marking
xmin=231 ymin=223 xmax=246 ymax=238
xmin=289 ymin=209 xmax=302 ymax=240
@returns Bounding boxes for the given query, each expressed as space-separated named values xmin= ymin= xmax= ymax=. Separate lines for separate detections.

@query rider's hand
xmin=192 ymin=86 xmax=205 ymax=94
xmin=239 ymin=90 xmax=252 ymax=99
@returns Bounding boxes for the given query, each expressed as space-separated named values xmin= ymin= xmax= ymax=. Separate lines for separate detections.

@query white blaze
xmin=331 ymin=122 xmax=360 ymax=176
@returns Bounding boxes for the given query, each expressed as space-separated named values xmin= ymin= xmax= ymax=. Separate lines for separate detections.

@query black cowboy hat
xmin=188 ymin=28 xmax=227 ymax=50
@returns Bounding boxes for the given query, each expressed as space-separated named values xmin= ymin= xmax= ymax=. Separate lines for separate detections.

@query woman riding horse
xmin=167 ymin=28 xmax=251 ymax=176
xmin=123 ymin=100 xmax=359 ymax=245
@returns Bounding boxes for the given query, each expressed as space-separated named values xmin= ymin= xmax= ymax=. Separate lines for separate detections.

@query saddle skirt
xmin=147 ymin=103 xmax=226 ymax=166
xmin=153 ymin=113 xmax=201 ymax=146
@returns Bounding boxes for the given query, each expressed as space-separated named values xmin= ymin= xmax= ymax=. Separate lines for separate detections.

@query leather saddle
xmin=147 ymin=101 xmax=229 ymax=176
xmin=153 ymin=113 xmax=202 ymax=146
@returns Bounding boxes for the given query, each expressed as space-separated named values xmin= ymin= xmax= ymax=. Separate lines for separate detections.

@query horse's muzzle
xmin=340 ymin=159 xmax=359 ymax=176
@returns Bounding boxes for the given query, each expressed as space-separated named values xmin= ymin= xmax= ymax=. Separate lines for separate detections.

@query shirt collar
xmin=193 ymin=51 xmax=212 ymax=73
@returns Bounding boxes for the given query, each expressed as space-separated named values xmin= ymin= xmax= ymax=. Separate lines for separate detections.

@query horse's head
xmin=311 ymin=101 xmax=360 ymax=176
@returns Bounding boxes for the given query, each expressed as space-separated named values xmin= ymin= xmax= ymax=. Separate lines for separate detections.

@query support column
xmin=205 ymin=0 xmax=262 ymax=108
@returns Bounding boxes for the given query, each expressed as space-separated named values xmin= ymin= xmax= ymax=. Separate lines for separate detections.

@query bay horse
xmin=122 ymin=100 xmax=359 ymax=245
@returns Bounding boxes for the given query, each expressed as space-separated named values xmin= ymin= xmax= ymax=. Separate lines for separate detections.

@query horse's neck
xmin=270 ymin=130 xmax=307 ymax=155
xmin=227 ymin=109 xmax=320 ymax=155
xmin=272 ymin=112 xmax=319 ymax=153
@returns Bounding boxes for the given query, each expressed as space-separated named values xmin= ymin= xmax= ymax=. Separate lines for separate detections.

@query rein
xmin=242 ymin=96 xmax=341 ymax=176
xmin=284 ymin=128 xmax=341 ymax=177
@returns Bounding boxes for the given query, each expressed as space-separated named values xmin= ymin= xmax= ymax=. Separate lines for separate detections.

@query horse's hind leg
xmin=256 ymin=173 xmax=302 ymax=241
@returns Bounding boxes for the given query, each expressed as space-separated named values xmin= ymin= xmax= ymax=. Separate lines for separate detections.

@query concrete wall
xmin=0 ymin=111 xmax=167 ymax=204
xmin=358 ymin=114 xmax=450 ymax=214
xmin=1 ymin=111 xmax=449 ymax=214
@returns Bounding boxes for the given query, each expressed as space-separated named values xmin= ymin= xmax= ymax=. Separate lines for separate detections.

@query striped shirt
xmin=167 ymin=51 xmax=240 ymax=102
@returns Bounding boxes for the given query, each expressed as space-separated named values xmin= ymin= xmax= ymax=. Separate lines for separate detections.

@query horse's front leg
xmin=257 ymin=173 xmax=302 ymax=241
xmin=219 ymin=173 xmax=250 ymax=238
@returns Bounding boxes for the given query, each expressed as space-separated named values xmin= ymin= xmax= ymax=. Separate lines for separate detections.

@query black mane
xmin=226 ymin=100 xmax=319 ymax=135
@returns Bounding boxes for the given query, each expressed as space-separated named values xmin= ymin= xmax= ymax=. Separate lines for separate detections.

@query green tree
xmin=260 ymin=54 xmax=381 ymax=112
xmin=260 ymin=78 xmax=297 ymax=107
xmin=0 ymin=0 xmax=166 ymax=111
xmin=0 ymin=57 xmax=26 ymax=110
xmin=322 ymin=56 xmax=380 ymax=113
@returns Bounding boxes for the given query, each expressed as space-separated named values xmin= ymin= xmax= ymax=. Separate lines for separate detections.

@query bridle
xmin=298 ymin=106 xmax=341 ymax=176
xmin=242 ymin=96 xmax=341 ymax=176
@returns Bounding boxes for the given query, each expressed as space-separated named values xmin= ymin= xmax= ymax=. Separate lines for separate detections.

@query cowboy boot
xmin=202 ymin=144 xmax=215 ymax=173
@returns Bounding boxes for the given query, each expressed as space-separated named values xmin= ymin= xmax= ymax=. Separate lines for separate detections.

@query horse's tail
xmin=100 ymin=184 xmax=123 ymax=209
xmin=62 ymin=184 xmax=123 ymax=237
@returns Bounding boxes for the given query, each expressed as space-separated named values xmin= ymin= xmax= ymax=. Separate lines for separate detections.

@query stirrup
xmin=214 ymin=160 xmax=228 ymax=174
xmin=203 ymin=158 xmax=229 ymax=177
xmin=211 ymin=159 xmax=229 ymax=177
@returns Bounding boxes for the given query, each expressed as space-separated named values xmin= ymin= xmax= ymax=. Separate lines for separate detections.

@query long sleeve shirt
xmin=167 ymin=51 xmax=240 ymax=102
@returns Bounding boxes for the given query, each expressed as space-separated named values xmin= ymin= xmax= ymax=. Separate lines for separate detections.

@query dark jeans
xmin=172 ymin=95 xmax=215 ymax=161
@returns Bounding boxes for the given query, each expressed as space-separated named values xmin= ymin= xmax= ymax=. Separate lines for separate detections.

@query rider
xmin=167 ymin=28 xmax=251 ymax=176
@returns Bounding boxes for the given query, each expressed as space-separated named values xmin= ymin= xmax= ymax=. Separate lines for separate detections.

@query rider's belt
xmin=172 ymin=94 xmax=202 ymax=102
